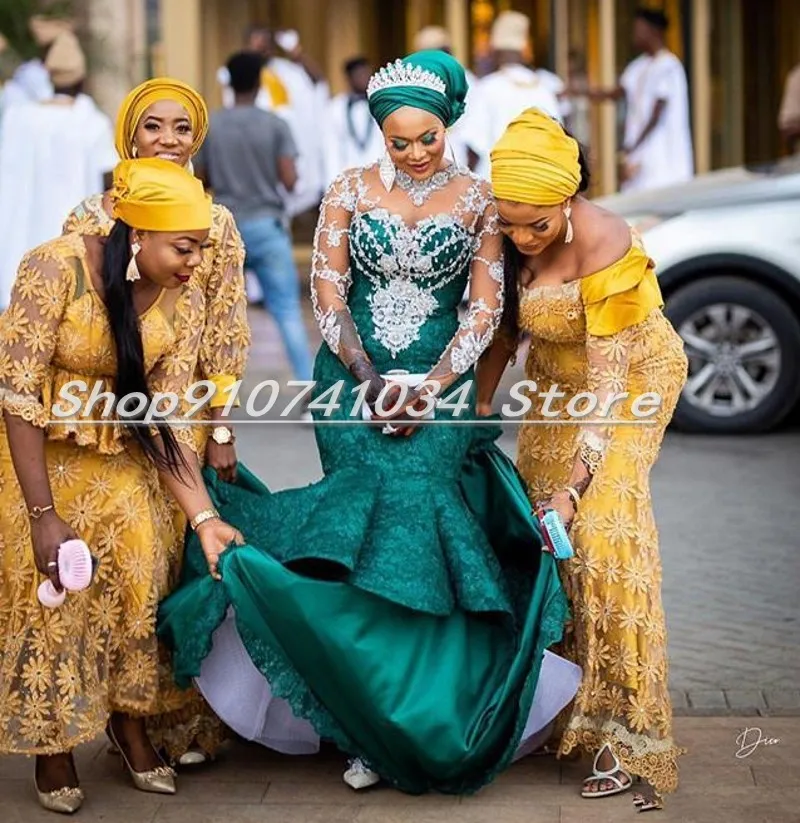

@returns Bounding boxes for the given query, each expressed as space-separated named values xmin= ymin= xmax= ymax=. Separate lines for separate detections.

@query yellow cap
xmin=115 ymin=77 xmax=209 ymax=161
xmin=490 ymin=107 xmax=581 ymax=206
xmin=111 ymin=158 xmax=212 ymax=232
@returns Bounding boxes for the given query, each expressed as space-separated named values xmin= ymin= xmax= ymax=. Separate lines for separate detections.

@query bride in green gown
xmin=158 ymin=51 xmax=581 ymax=795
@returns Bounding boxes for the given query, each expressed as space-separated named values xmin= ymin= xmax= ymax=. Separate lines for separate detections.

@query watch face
xmin=213 ymin=428 xmax=232 ymax=444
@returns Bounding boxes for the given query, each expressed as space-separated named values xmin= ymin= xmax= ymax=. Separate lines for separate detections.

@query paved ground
xmin=237 ymin=307 xmax=800 ymax=712
xmin=3 ymin=717 xmax=799 ymax=822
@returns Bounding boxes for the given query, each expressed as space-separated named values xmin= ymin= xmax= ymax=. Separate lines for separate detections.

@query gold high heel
xmin=106 ymin=723 xmax=176 ymax=795
xmin=35 ymin=782 xmax=84 ymax=815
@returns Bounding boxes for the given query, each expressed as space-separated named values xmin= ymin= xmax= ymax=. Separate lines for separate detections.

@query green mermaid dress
xmin=158 ymin=165 xmax=577 ymax=795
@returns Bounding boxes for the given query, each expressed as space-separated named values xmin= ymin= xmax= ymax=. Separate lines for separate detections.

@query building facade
xmin=90 ymin=0 xmax=800 ymax=196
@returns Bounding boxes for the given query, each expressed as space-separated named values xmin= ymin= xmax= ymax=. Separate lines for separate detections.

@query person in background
xmin=0 ymin=30 xmax=117 ymax=309
xmin=0 ymin=15 xmax=66 ymax=110
xmin=217 ymin=25 xmax=328 ymax=218
xmin=197 ymin=51 xmax=313 ymax=388
xmin=412 ymin=25 xmax=477 ymax=169
xmin=778 ymin=61 xmax=800 ymax=154
xmin=460 ymin=11 xmax=565 ymax=177
xmin=585 ymin=8 xmax=693 ymax=192
xmin=323 ymin=56 xmax=384 ymax=186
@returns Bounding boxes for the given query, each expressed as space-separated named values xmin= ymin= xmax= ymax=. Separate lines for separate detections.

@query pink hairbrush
xmin=37 ymin=539 xmax=96 ymax=608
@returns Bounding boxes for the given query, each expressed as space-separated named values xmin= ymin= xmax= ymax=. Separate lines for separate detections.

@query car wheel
xmin=665 ymin=276 xmax=800 ymax=433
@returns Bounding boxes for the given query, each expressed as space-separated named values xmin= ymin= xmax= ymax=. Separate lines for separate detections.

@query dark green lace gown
xmin=158 ymin=164 xmax=575 ymax=795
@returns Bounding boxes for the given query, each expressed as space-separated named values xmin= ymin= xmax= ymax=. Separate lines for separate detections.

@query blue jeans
xmin=238 ymin=215 xmax=314 ymax=382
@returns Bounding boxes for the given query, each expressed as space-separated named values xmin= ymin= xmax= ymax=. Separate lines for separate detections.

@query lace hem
xmin=0 ymin=388 xmax=47 ymax=427
xmin=558 ymin=717 xmax=686 ymax=795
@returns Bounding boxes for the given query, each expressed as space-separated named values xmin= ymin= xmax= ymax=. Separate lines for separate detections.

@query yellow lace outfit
xmin=514 ymin=233 xmax=688 ymax=795
xmin=0 ymin=234 xmax=206 ymax=755
xmin=61 ymin=197 xmax=250 ymax=759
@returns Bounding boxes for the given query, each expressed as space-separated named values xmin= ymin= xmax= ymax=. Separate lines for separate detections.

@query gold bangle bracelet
xmin=190 ymin=508 xmax=219 ymax=531
xmin=565 ymin=486 xmax=581 ymax=510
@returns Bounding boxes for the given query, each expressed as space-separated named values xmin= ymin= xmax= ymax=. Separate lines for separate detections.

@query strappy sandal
xmin=633 ymin=790 xmax=663 ymax=812
xmin=581 ymin=743 xmax=636 ymax=799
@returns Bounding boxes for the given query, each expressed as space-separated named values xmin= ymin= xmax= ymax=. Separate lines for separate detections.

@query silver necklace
xmin=395 ymin=164 xmax=459 ymax=207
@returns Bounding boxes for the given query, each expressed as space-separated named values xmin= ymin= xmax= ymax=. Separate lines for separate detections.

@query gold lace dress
xmin=0 ymin=234 xmax=205 ymax=755
xmin=514 ymin=234 xmax=688 ymax=794
xmin=61 ymin=195 xmax=251 ymax=759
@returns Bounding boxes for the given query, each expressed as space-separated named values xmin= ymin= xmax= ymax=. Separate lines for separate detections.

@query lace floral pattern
xmin=309 ymin=163 xmax=503 ymax=393
xmin=517 ymin=279 xmax=689 ymax=794
xmin=0 ymin=236 xmax=212 ymax=755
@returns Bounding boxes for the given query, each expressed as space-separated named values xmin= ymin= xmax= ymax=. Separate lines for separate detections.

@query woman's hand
xmin=476 ymin=401 xmax=493 ymax=417
xmin=205 ymin=440 xmax=238 ymax=484
xmin=30 ymin=511 xmax=78 ymax=591
xmin=371 ymin=385 xmax=432 ymax=438
xmin=196 ymin=518 xmax=245 ymax=580
xmin=537 ymin=490 xmax=576 ymax=533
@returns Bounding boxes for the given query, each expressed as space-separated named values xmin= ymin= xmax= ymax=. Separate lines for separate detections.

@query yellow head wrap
xmin=111 ymin=158 xmax=212 ymax=232
xmin=115 ymin=77 xmax=209 ymax=161
xmin=490 ymin=108 xmax=582 ymax=206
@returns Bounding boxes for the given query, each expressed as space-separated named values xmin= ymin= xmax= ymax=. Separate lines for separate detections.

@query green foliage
xmin=0 ymin=0 xmax=73 ymax=63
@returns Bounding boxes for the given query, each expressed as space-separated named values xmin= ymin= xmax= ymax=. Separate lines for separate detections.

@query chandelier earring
xmin=563 ymin=204 xmax=574 ymax=245
xmin=126 ymin=242 xmax=142 ymax=282
xmin=379 ymin=150 xmax=396 ymax=192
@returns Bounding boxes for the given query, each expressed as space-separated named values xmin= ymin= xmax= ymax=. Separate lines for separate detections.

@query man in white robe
xmin=0 ymin=32 xmax=117 ymax=309
xmin=459 ymin=11 xmax=567 ymax=179
xmin=323 ymin=56 xmax=384 ymax=186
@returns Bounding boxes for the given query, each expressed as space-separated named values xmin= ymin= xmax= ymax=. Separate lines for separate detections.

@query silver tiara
xmin=366 ymin=59 xmax=447 ymax=98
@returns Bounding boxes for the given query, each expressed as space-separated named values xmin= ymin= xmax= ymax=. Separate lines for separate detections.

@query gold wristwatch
xmin=210 ymin=426 xmax=235 ymax=445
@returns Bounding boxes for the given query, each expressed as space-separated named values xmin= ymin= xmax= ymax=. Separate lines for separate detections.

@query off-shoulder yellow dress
xmin=0 ymin=234 xmax=204 ymax=755
xmin=515 ymin=233 xmax=688 ymax=795
xmin=63 ymin=195 xmax=250 ymax=758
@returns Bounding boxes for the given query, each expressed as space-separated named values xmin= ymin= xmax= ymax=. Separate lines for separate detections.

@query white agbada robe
xmin=460 ymin=65 xmax=563 ymax=179
xmin=218 ymin=57 xmax=329 ymax=217
xmin=0 ymin=94 xmax=117 ymax=309
xmin=0 ymin=60 xmax=53 ymax=110
xmin=620 ymin=49 xmax=694 ymax=193
xmin=323 ymin=93 xmax=384 ymax=187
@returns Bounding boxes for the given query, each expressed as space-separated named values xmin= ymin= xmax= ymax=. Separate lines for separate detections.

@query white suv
xmin=595 ymin=158 xmax=800 ymax=433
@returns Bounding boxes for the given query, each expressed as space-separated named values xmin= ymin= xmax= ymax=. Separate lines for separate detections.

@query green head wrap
xmin=367 ymin=50 xmax=468 ymax=129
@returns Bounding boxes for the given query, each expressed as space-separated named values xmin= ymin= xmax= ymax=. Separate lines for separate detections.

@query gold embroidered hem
xmin=558 ymin=720 xmax=686 ymax=795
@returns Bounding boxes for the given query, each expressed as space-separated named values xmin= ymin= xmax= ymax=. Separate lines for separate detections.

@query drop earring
xmin=564 ymin=204 xmax=574 ymax=244
xmin=126 ymin=242 xmax=142 ymax=282
xmin=131 ymin=145 xmax=138 ymax=158
xmin=379 ymin=151 xmax=396 ymax=192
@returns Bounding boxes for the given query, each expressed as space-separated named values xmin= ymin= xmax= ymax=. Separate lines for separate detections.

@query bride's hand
xmin=196 ymin=518 xmax=245 ymax=580
xmin=372 ymin=386 xmax=433 ymax=437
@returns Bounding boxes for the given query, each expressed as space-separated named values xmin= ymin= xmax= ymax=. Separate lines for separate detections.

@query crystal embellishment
xmin=367 ymin=59 xmax=447 ymax=99
xmin=369 ymin=279 xmax=439 ymax=357
xmin=395 ymin=165 xmax=459 ymax=207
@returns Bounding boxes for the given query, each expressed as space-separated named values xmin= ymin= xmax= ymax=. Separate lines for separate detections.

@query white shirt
xmin=217 ymin=58 xmax=330 ymax=216
xmin=323 ymin=93 xmax=384 ymax=187
xmin=620 ymin=50 xmax=694 ymax=192
xmin=460 ymin=64 xmax=563 ymax=179
xmin=0 ymin=95 xmax=117 ymax=308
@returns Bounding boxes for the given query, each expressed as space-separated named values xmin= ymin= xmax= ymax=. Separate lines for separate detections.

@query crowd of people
xmin=0 ymin=5 xmax=689 ymax=819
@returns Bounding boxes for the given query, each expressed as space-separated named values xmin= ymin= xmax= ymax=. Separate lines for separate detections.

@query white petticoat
xmin=195 ymin=610 xmax=582 ymax=760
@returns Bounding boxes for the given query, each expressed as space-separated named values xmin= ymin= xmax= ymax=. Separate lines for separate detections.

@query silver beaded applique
xmin=395 ymin=164 xmax=460 ymax=207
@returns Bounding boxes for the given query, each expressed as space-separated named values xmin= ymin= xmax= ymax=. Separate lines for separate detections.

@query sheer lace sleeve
xmin=148 ymin=286 xmax=205 ymax=454
xmin=576 ymin=328 xmax=633 ymax=476
xmin=0 ymin=245 xmax=73 ymax=427
xmin=423 ymin=193 xmax=504 ymax=394
xmin=200 ymin=205 xmax=250 ymax=406
xmin=311 ymin=169 xmax=383 ymax=402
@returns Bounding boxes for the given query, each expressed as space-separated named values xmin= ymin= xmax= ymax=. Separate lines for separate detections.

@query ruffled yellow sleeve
xmin=0 ymin=243 xmax=75 ymax=427
xmin=579 ymin=242 xmax=663 ymax=337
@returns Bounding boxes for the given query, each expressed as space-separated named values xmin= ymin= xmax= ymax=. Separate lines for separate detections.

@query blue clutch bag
xmin=536 ymin=506 xmax=575 ymax=560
